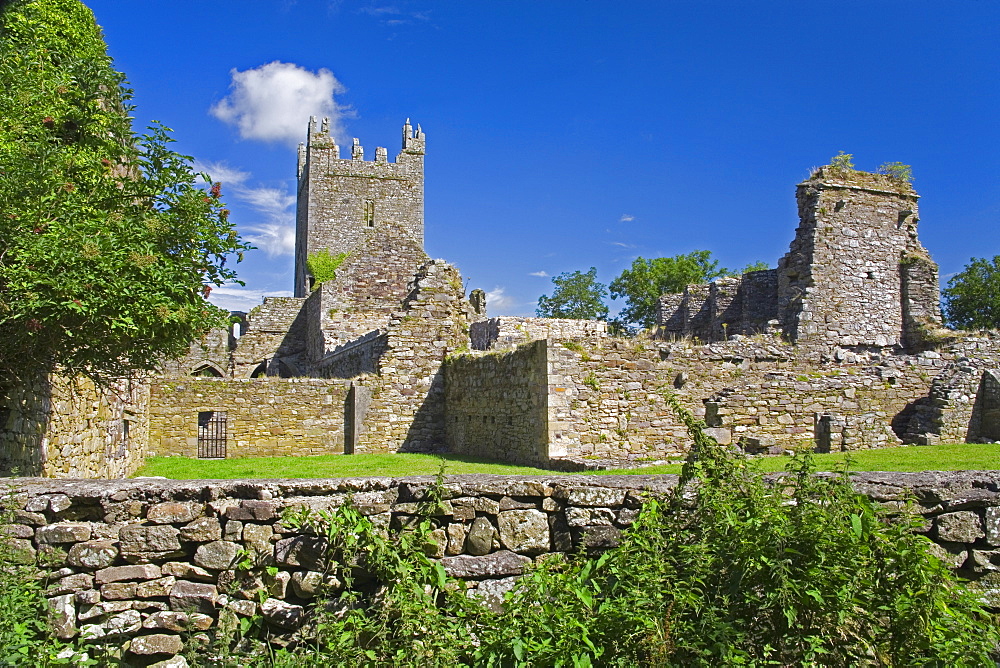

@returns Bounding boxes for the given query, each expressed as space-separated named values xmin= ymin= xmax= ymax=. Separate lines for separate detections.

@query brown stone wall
xmin=778 ymin=169 xmax=929 ymax=349
xmin=0 ymin=372 xmax=148 ymax=478
xmin=470 ymin=317 xmax=607 ymax=351
xmin=147 ymin=378 xmax=349 ymax=458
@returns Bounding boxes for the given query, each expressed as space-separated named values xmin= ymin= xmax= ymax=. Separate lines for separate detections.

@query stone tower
xmin=776 ymin=166 xmax=941 ymax=350
xmin=293 ymin=117 xmax=426 ymax=297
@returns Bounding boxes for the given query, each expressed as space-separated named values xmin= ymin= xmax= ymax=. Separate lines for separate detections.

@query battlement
xmin=296 ymin=116 xmax=425 ymax=177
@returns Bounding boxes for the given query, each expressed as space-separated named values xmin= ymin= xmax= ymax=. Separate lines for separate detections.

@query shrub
xmin=306 ymin=249 xmax=350 ymax=288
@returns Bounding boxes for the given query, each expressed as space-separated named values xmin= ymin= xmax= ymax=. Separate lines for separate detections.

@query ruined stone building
xmin=4 ymin=119 xmax=1000 ymax=479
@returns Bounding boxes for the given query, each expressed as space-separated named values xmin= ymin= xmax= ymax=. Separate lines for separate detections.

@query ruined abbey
xmin=5 ymin=118 xmax=1000 ymax=478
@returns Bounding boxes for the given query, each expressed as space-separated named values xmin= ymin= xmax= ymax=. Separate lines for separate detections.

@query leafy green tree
xmin=536 ymin=267 xmax=609 ymax=320
xmin=609 ymin=251 xmax=729 ymax=329
xmin=943 ymin=255 xmax=1000 ymax=330
xmin=0 ymin=0 xmax=248 ymax=381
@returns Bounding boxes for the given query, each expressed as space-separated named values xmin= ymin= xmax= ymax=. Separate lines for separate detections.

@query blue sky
xmin=86 ymin=0 xmax=1000 ymax=316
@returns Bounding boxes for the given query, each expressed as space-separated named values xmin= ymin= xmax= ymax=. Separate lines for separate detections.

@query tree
xmin=942 ymin=256 xmax=1000 ymax=330
xmin=0 ymin=0 xmax=249 ymax=381
xmin=536 ymin=267 xmax=609 ymax=320
xmin=609 ymin=251 xmax=730 ymax=329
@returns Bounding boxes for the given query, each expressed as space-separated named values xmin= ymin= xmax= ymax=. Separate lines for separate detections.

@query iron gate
xmin=197 ymin=411 xmax=227 ymax=458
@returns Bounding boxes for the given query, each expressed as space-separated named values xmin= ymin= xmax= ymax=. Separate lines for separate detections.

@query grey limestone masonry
xmin=294 ymin=117 xmax=425 ymax=298
xmin=7 ymin=472 xmax=1000 ymax=663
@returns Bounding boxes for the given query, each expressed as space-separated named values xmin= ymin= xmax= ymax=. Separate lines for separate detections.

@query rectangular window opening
xmin=364 ymin=200 xmax=375 ymax=228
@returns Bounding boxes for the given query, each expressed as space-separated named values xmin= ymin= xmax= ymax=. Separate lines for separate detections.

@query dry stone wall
xmin=0 ymin=373 xmax=147 ymax=478
xmin=147 ymin=378 xmax=350 ymax=458
xmin=7 ymin=471 xmax=1000 ymax=665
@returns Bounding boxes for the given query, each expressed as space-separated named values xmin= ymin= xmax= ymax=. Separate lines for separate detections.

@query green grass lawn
xmin=135 ymin=443 xmax=1000 ymax=479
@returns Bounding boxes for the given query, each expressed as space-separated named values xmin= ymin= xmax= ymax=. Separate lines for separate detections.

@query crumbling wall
xmin=230 ymin=297 xmax=308 ymax=378
xmin=348 ymin=261 xmax=474 ymax=454
xmin=0 ymin=373 xmax=148 ymax=478
xmin=778 ymin=168 xmax=933 ymax=349
xmin=148 ymin=378 xmax=349 ymax=458
xmin=8 ymin=472 xmax=1000 ymax=664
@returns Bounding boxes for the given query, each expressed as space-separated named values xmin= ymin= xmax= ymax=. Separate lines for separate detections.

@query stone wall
xmin=0 ymin=373 xmax=148 ymax=479
xmin=7 ymin=471 xmax=1000 ymax=664
xmin=147 ymin=378 xmax=350 ymax=458
xmin=444 ymin=341 xmax=550 ymax=465
xmin=230 ymin=298 xmax=308 ymax=379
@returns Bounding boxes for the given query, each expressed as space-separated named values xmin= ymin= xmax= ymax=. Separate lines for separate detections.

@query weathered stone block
xmin=984 ymin=506 xmax=1000 ymax=546
xmin=261 ymin=598 xmax=304 ymax=630
xmin=471 ymin=576 xmax=519 ymax=612
xmin=147 ymin=502 xmax=202 ymax=525
xmin=935 ymin=511 xmax=984 ymax=543
xmin=169 ymin=581 xmax=218 ymax=614
xmin=464 ymin=517 xmax=496 ymax=556
xmin=225 ymin=500 xmax=279 ymax=522
xmin=440 ymin=550 xmax=531 ymax=579
xmin=162 ymin=562 xmax=214 ymax=582
xmin=68 ymin=540 xmax=118 ymax=570
xmin=120 ymin=525 xmax=181 ymax=553
xmin=554 ymin=487 xmax=627 ymax=508
xmin=194 ymin=541 xmax=241 ymax=570
xmin=129 ymin=633 xmax=183 ymax=656
xmin=96 ymin=563 xmax=161 ymax=585
xmin=36 ymin=522 xmax=92 ymax=544
xmin=179 ymin=518 xmax=222 ymax=542
xmin=49 ymin=572 xmax=94 ymax=596
xmin=565 ymin=507 xmax=616 ymax=528
xmin=48 ymin=593 xmax=77 ymax=639
xmin=274 ymin=536 xmax=328 ymax=570
xmin=101 ymin=582 xmax=138 ymax=600
xmin=137 ymin=576 xmax=177 ymax=599
xmin=498 ymin=510 xmax=550 ymax=556
xmin=104 ymin=609 xmax=142 ymax=636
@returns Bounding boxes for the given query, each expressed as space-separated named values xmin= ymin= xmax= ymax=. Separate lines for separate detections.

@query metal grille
xmin=197 ymin=411 xmax=227 ymax=458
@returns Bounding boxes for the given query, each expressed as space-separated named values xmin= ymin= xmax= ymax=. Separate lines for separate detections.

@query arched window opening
xmin=250 ymin=361 xmax=268 ymax=378
xmin=191 ymin=364 xmax=223 ymax=378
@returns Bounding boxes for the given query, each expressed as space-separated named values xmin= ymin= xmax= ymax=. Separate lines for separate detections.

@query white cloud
xmin=234 ymin=185 xmax=296 ymax=257
xmin=191 ymin=160 xmax=249 ymax=187
xmin=529 ymin=270 xmax=549 ymax=277
xmin=610 ymin=241 xmax=637 ymax=248
xmin=619 ymin=214 xmax=635 ymax=223
xmin=207 ymin=285 xmax=294 ymax=312
xmin=210 ymin=61 xmax=350 ymax=146
xmin=193 ymin=158 xmax=296 ymax=257
xmin=485 ymin=286 xmax=517 ymax=314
